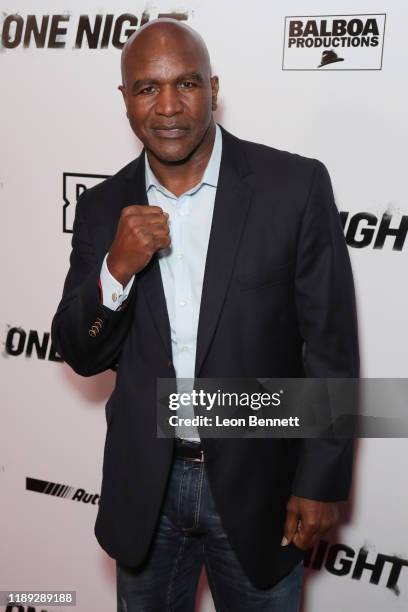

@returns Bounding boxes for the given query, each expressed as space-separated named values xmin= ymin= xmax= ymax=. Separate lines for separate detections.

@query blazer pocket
xmin=237 ymin=261 xmax=295 ymax=291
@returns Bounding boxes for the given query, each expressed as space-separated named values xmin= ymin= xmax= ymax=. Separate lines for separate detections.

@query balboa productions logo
xmin=283 ymin=14 xmax=386 ymax=70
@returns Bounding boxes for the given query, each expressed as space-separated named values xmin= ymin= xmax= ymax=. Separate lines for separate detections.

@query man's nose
xmin=155 ymin=85 xmax=183 ymax=117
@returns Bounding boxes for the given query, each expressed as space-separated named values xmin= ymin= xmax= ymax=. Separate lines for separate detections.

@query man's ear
xmin=118 ymin=84 xmax=129 ymax=117
xmin=210 ymin=76 xmax=219 ymax=111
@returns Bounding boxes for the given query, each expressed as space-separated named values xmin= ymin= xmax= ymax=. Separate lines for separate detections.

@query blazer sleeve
xmin=51 ymin=191 xmax=137 ymax=377
xmin=291 ymin=160 xmax=359 ymax=502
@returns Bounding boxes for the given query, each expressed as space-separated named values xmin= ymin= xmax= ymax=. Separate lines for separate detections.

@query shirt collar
xmin=144 ymin=123 xmax=222 ymax=195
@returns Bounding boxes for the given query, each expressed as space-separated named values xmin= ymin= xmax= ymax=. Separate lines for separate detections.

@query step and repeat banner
xmin=1 ymin=1 xmax=407 ymax=610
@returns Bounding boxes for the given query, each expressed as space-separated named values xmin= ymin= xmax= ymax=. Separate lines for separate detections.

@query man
xmin=51 ymin=18 xmax=359 ymax=612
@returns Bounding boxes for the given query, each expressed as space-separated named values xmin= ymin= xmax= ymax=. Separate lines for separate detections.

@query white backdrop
xmin=1 ymin=1 xmax=407 ymax=610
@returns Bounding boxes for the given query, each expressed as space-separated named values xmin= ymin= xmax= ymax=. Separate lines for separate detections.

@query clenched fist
xmin=107 ymin=205 xmax=171 ymax=286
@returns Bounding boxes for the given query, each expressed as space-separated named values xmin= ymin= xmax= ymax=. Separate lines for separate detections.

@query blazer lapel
xmin=194 ymin=128 xmax=253 ymax=377
xmin=117 ymin=127 xmax=254 ymax=372
xmin=123 ymin=154 xmax=173 ymax=360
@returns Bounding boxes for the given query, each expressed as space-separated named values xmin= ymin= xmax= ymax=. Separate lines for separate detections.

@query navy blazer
xmin=51 ymin=125 xmax=359 ymax=588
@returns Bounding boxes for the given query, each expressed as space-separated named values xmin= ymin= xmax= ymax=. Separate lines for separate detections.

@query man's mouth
xmin=151 ymin=127 xmax=189 ymax=139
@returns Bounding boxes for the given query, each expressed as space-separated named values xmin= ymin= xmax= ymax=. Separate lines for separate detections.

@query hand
xmin=107 ymin=205 xmax=171 ymax=286
xmin=281 ymin=495 xmax=339 ymax=550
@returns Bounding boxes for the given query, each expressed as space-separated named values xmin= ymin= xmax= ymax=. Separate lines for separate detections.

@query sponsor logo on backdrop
xmin=62 ymin=176 xmax=408 ymax=250
xmin=341 ymin=211 xmax=408 ymax=250
xmin=305 ymin=539 xmax=408 ymax=594
xmin=26 ymin=477 xmax=99 ymax=504
xmin=0 ymin=11 xmax=188 ymax=50
xmin=3 ymin=325 xmax=119 ymax=370
xmin=3 ymin=326 xmax=63 ymax=362
xmin=283 ymin=14 xmax=386 ymax=70
xmin=63 ymin=172 xmax=108 ymax=233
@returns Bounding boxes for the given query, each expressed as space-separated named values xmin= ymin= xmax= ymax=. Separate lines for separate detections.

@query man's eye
xmin=139 ymin=86 xmax=156 ymax=94
xmin=179 ymin=81 xmax=195 ymax=89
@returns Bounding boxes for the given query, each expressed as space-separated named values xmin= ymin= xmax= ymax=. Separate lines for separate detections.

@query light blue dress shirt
xmin=100 ymin=123 xmax=223 ymax=440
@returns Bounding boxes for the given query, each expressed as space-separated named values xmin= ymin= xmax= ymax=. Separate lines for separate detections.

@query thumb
xmin=281 ymin=507 xmax=299 ymax=546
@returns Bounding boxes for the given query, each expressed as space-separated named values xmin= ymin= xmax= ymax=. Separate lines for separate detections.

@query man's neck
xmin=146 ymin=122 xmax=216 ymax=197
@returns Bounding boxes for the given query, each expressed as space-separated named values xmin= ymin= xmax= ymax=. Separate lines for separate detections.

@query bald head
xmin=118 ymin=18 xmax=219 ymax=164
xmin=121 ymin=19 xmax=212 ymax=86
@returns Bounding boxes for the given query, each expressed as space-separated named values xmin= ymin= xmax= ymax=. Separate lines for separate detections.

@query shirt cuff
xmin=99 ymin=252 xmax=135 ymax=311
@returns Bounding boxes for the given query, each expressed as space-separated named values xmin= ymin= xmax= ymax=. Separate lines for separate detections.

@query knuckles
xmin=303 ymin=520 xmax=319 ymax=532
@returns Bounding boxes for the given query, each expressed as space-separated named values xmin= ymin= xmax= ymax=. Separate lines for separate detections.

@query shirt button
xmin=177 ymin=253 xmax=184 ymax=260
xmin=179 ymin=300 xmax=187 ymax=307
xmin=112 ymin=292 xmax=118 ymax=302
xmin=180 ymin=345 xmax=188 ymax=352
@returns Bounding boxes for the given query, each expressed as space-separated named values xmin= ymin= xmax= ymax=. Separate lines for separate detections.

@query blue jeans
xmin=116 ymin=455 xmax=304 ymax=611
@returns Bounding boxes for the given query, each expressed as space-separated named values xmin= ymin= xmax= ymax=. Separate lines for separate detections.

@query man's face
xmin=120 ymin=36 xmax=218 ymax=163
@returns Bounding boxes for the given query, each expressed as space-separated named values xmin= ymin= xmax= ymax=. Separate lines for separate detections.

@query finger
xmin=127 ymin=215 xmax=169 ymax=231
xmin=293 ymin=526 xmax=319 ymax=550
xmin=122 ymin=205 xmax=164 ymax=216
xmin=150 ymin=223 xmax=170 ymax=234
xmin=129 ymin=225 xmax=169 ymax=244
xmin=293 ymin=520 xmax=319 ymax=550
xmin=135 ymin=228 xmax=156 ymax=251
xmin=146 ymin=205 xmax=165 ymax=214
xmin=281 ymin=509 xmax=299 ymax=546
xmin=154 ymin=234 xmax=171 ymax=250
